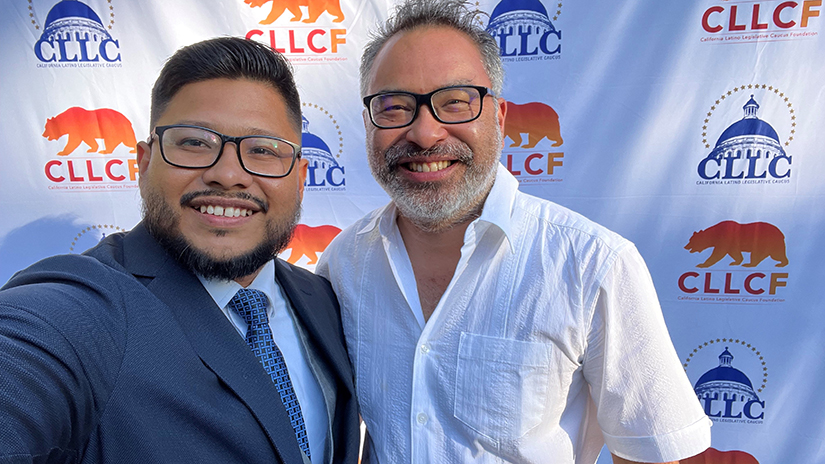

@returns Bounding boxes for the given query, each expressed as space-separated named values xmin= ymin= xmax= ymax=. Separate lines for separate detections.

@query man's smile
xmin=195 ymin=205 xmax=254 ymax=218
xmin=405 ymin=160 xmax=454 ymax=173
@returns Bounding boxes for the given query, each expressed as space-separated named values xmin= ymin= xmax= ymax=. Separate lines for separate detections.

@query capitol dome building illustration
xmin=485 ymin=0 xmax=556 ymax=43
xmin=301 ymin=116 xmax=339 ymax=170
xmin=705 ymin=95 xmax=786 ymax=164
xmin=39 ymin=0 xmax=111 ymax=43
xmin=694 ymin=348 xmax=759 ymax=403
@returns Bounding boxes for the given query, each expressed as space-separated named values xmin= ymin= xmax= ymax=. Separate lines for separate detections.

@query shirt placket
xmin=407 ymin=221 xmax=485 ymax=464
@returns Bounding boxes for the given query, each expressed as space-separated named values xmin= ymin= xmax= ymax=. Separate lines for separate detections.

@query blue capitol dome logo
xmin=485 ymin=0 xmax=562 ymax=60
xmin=686 ymin=341 xmax=767 ymax=424
xmin=33 ymin=0 xmax=122 ymax=65
xmin=302 ymin=115 xmax=340 ymax=171
xmin=300 ymin=107 xmax=346 ymax=192
xmin=694 ymin=347 xmax=760 ymax=404
xmin=697 ymin=86 xmax=795 ymax=184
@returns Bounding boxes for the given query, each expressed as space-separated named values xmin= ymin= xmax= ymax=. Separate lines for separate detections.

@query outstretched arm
xmin=0 ymin=295 xmax=95 ymax=461
xmin=0 ymin=257 xmax=125 ymax=462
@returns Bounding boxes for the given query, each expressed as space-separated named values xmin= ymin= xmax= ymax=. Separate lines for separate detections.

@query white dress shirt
xmin=317 ymin=164 xmax=711 ymax=464
xmin=198 ymin=260 xmax=327 ymax=463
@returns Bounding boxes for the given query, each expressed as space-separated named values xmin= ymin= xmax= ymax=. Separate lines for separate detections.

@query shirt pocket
xmin=453 ymin=332 xmax=552 ymax=441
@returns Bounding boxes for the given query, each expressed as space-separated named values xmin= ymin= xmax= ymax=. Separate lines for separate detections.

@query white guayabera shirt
xmin=318 ymin=165 xmax=711 ymax=464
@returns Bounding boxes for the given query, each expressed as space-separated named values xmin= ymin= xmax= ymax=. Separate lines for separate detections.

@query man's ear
xmin=136 ymin=141 xmax=152 ymax=186
xmin=296 ymin=157 xmax=309 ymax=201
xmin=362 ymin=108 xmax=370 ymax=131
xmin=496 ymin=98 xmax=507 ymax=148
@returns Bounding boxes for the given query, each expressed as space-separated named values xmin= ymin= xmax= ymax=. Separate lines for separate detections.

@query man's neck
xmin=234 ymin=267 xmax=263 ymax=288
xmin=396 ymin=213 xmax=476 ymax=322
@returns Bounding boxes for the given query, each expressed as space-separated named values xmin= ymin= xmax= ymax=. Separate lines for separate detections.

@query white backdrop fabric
xmin=1 ymin=1 xmax=823 ymax=462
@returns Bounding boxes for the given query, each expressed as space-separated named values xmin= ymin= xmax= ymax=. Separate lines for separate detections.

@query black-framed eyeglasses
xmin=363 ymin=85 xmax=494 ymax=129
xmin=149 ymin=125 xmax=302 ymax=178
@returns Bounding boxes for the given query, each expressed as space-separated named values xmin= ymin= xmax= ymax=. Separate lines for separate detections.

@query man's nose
xmin=201 ymin=143 xmax=254 ymax=189
xmin=404 ymin=105 xmax=449 ymax=150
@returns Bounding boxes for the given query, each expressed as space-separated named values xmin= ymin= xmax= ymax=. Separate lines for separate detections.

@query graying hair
xmin=359 ymin=0 xmax=504 ymax=98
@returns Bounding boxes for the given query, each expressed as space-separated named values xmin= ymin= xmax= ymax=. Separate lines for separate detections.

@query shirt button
xmin=416 ymin=413 xmax=428 ymax=425
xmin=420 ymin=343 xmax=430 ymax=354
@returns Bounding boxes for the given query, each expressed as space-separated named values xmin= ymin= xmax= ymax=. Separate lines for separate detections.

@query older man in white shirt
xmin=318 ymin=1 xmax=711 ymax=463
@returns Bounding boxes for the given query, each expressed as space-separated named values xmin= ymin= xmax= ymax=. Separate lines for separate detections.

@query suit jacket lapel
xmin=121 ymin=224 xmax=304 ymax=464
xmin=274 ymin=260 xmax=351 ymax=387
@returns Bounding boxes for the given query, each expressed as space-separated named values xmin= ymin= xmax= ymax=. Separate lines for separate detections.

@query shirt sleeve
xmin=582 ymin=244 xmax=711 ymax=463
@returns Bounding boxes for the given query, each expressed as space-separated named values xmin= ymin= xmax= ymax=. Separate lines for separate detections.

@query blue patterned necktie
xmin=228 ymin=288 xmax=311 ymax=460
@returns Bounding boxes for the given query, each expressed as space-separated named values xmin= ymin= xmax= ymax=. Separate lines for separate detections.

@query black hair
xmin=150 ymin=37 xmax=301 ymax=133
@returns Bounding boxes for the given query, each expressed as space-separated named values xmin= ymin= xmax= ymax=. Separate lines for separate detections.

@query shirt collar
xmin=356 ymin=163 xmax=519 ymax=253
xmin=475 ymin=163 xmax=518 ymax=254
xmin=197 ymin=260 xmax=278 ymax=312
xmin=356 ymin=201 xmax=395 ymax=237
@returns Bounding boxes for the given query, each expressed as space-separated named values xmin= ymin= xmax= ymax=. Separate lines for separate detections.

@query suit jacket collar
xmin=120 ymin=223 xmax=305 ymax=464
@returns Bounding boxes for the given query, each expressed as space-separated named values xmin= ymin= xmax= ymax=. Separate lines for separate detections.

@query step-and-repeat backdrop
xmin=2 ymin=1 xmax=823 ymax=462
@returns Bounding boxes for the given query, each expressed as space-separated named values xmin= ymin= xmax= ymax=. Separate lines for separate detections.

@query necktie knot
xmin=228 ymin=288 xmax=270 ymax=328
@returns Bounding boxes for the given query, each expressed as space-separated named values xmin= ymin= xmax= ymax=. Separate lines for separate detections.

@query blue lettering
xmin=768 ymin=154 xmax=791 ymax=178
xmin=76 ymin=34 xmax=99 ymax=62
xmin=743 ymin=399 xmax=765 ymax=420
xmin=56 ymin=36 xmax=78 ymax=62
xmin=698 ymin=156 xmax=721 ymax=180
xmin=305 ymin=165 xmax=326 ymax=187
xmin=34 ymin=38 xmax=56 ymax=62
xmin=722 ymin=395 xmax=743 ymax=418
xmin=539 ymin=29 xmax=562 ymax=55
xmin=496 ymin=28 xmax=517 ymax=57
xmin=700 ymin=393 xmax=722 ymax=417
xmin=326 ymin=166 xmax=345 ymax=187
xmin=745 ymin=150 xmax=766 ymax=179
xmin=518 ymin=25 xmax=538 ymax=56
xmin=100 ymin=38 xmax=121 ymax=62
xmin=722 ymin=150 xmax=745 ymax=179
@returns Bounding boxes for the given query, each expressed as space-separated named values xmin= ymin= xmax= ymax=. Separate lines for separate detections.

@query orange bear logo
xmin=42 ymin=107 xmax=137 ymax=156
xmin=245 ymin=0 xmax=345 ymax=24
xmin=685 ymin=220 xmax=788 ymax=268
xmin=504 ymin=101 xmax=563 ymax=149
xmin=284 ymin=224 xmax=341 ymax=265
xmin=682 ymin=447 xmax=759 ymax=464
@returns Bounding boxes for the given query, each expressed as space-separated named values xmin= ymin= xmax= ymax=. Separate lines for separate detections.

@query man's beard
xmin=368 ymin=129 xmax=500 ymax=233
xmin=142 ymin=188 xmax=301 ymax=281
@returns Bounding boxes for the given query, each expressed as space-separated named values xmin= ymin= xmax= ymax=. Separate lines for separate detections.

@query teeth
xmin=408 ymin=161 xmax=451 ymax=173
xmin=197 ymin=205 xmax=252 ymax=217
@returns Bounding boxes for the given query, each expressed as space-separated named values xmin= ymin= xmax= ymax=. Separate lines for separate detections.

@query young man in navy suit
xmin=0 ymin=37 xmax=359 ymax=464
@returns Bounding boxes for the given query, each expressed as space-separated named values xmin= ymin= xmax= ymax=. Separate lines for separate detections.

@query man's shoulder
xmin=316 ymin=204 xmax=390 ymax=276
xmin=324 ymin=205 xmax=389 ymax=254
xmin=83 ymin=229 xmax=129 ymax=269
xmin=513 ymin=190 xmax=630 ymax=252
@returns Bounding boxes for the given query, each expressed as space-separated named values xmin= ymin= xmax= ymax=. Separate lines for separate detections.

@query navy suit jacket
xmin=0 ymin=223 xmax=359 ymax=463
